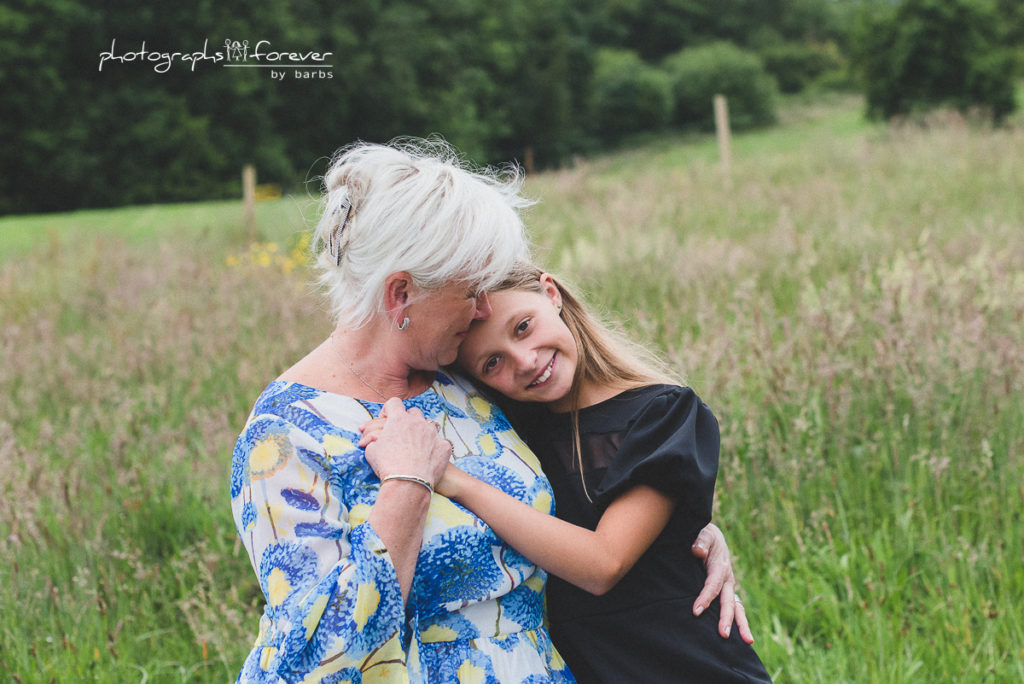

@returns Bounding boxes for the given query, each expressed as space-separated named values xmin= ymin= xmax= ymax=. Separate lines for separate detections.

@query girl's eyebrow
xmin=467 ymin=307 xmax=530 ymax=368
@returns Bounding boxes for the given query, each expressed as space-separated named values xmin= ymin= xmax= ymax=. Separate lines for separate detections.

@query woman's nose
xmin=473 ymin=291 xmax=492 ymax=320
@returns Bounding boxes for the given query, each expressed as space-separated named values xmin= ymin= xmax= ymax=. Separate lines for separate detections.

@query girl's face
xmin=457 ymin=275 xmax=578 ymax=410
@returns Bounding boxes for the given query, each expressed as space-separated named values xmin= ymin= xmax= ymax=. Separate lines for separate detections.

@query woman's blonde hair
xmin=312 ymin=138 xmax=532 ymax=328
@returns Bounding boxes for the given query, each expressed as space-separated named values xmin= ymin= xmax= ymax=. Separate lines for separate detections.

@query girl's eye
xmin=482 ymin=356 xmax=500 ymax=374
xmin=515 ymin=318 xmax=530 ymax=335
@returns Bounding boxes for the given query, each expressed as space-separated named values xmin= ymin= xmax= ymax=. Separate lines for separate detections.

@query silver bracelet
xmin=380 ymin=474 xmax=434 ymax=496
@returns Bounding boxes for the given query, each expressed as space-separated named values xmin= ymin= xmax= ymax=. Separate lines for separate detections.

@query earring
xmin=556 ymin=302 xmax=563 ymax=312
xmin=398 ymin=316 xmax=410 ymax=331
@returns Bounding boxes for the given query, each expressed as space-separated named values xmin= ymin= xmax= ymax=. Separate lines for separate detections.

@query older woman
xmin=230 ymin=140 xmax=744 ymax=682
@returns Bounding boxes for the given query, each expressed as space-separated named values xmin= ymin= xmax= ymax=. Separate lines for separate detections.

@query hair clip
xmin=327 ymin=199 xmax=352 ymax=265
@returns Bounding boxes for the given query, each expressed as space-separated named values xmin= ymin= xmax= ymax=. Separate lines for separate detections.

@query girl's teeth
xmin=530 ymin=359 xmax=553 ymax=386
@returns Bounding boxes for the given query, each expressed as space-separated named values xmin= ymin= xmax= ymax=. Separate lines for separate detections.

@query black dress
xmin=519 ymin=385 xmax=772 ymax=683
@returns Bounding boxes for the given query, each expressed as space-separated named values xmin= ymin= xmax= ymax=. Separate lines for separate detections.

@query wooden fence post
xmin=713 ymin=95 xmax=731 ymax=176
xmin=524 ymin=145 xmax=535 ymax=176
xmin=242 ymin=164 xmax=257 ymax=240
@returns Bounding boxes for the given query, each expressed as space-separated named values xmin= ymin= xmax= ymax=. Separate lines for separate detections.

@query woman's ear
xmin=539 ymin=273 xmax=562 ymax=309
xmin=383 ymin=272 xmax=412 ymax=320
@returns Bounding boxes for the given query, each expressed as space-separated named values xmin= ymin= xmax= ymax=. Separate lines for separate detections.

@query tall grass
xmin=2 ymin=97 xmax=1021 ymax=682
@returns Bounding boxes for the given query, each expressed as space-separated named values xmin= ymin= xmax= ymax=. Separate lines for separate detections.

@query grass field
xmin=2 ymin=94 xmax=1022 ymax=682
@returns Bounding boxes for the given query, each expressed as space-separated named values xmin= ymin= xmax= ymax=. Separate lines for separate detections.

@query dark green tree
xmin=588 ymin=48 xmax=672 ymax=143
xmin=853 ymin=0 xmax=1017 ymax=122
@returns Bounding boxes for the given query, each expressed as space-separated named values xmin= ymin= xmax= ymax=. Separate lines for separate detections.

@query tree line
xmin=1 ymin=0 xmax=1019 ymax=214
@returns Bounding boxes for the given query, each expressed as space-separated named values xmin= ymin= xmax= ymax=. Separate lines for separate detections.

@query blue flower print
xmin=239 ymin=645 xmax=274 ymax=683
xmin=282 ymin=488 xmax=321 ymax=511
xmin=259 ymin=541 xmax=321 ymax=614
xmin=321 ymin=667 xmax=362 ymax=683
xmin=232 ymin=417 xmax=296 ymax=496
xmin=312 ymin=525 xmax=404 ymax=656
xmin=424 ymin=639 xmax=500 ymax=683
xmin=253 ymin=381 xmax=322 ymax=417
xmin=497 ymin=580 xmax=544 ymax=632
xmin=294 ymin=521 xmax=345 ymax=539
xmin=457 ymin=458 xmax=527 ymax=503
xmin=230 ymin=434 xmax=250 ymax=498
xmin=241 ymin=501 xmax=258 ymax=533
xmin=413 ymin=526 xmax=505 ymax=608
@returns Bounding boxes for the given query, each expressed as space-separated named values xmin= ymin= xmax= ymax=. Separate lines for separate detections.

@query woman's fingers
xmin=360 ymin=399 xmax=453 ymax=486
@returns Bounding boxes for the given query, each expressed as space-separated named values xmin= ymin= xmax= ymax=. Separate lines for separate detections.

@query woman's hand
xmin=691 ymin=522 xmax=754 ymax=643
xmin=360 ymin=398 xmax=451 ymax=490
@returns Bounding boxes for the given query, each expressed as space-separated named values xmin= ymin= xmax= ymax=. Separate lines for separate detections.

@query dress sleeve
xmin=231 ymin=413 xmax=409 ymax=682
xmin=592 ymin=387 xmax=720 ymax=522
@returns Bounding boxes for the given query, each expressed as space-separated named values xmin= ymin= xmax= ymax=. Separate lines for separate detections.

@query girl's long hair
xmin=483 ymin=264 xmax=681 ymax=500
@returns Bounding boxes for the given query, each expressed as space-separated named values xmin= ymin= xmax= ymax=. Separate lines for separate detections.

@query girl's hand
xmin=361 ymin=398 xmax=451 ymax=489
xmin=691 ymin=523 xmax=754 ymax=644
xmin=358 ymin=416 xmax=387 ymax=446
xmin=434 ymin=462 xmax=469 ymax=499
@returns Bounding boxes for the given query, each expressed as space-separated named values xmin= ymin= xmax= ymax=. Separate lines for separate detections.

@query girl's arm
xmin=439 ymin=464 xmax=674 ymax=595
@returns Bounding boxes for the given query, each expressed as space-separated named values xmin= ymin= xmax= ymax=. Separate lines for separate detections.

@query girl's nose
xmin=510 ymin=345 xmax=536 ymax=374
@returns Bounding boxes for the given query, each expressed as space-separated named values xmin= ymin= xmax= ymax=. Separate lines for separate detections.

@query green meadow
xmin=1 ymin=95 xmax=1021 ymax=682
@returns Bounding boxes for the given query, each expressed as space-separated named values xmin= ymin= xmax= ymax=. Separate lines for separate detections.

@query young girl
xmin=440 ymin=265 xmax=771 ymax=683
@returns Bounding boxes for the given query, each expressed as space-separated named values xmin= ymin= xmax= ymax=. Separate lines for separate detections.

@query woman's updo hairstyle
xmin=313 ymin=137 xmax=532 ymax=328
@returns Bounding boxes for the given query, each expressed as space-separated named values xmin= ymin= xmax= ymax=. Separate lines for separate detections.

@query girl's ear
xmin=539 ymin=273 xmax=561 ymax=309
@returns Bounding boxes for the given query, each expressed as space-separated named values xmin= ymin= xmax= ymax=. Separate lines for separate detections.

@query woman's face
xmin=408 ymin=281 xmax=492 ymax=369
xmin=457 ymin=277 xmax=578 ymax=410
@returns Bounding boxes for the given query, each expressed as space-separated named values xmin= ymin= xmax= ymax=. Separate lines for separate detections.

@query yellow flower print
xmin=467 ymin=395 xmax=495 ymax=423
xmin=523 ymin=573 xmax=545 ymax=594
xmin=476 ymin=433 xmax=499 ymax=456
xmin=250 ymin=432 xmax=293 ymax=480
xmin=323 ymin=433 xmax=357 ymax=456
xmin=420 ymin=624 xmax=459 ymax=643
xmin=348 ymin=503 xmax=371 ymax=528
xmin=456 ymin=661 xmax=486 ymax=683
xmin=303 ymin=594 xmax=329 ymax=640
xmin=353 ymin=582 xmax=380 ymax=631
xmin=267 ymin=567 xmax=292 ymax=607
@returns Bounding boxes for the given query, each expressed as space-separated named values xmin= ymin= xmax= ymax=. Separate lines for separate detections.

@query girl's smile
xmin=457 ymin=277 xmax=579 ymax=411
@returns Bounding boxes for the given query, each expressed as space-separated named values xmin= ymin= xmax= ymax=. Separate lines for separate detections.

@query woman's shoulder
xmin=242 ymin=379 xmax=374 ymax=437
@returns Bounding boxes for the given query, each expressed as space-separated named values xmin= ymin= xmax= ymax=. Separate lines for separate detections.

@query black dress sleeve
xmin=592 ymin=386 xmax=720 ymax=521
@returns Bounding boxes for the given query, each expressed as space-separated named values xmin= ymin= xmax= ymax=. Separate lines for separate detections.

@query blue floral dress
xmin=230 ymin=371 xmax=575 ymax=683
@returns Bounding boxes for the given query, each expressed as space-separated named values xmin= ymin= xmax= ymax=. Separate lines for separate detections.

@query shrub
xmin=854 ymin=0 xmax=1018 ymax=122
xmin=761 ymin=42 xmax=845 ymax=94
xmin=588 ymin=48 xmax=672 ymax=143
xmin=663 ymin=42 xmax=779 ymax=131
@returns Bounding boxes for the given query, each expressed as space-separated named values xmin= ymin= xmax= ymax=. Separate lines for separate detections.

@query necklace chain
xmin=328 ymin=334 xmax=388 ymax=401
